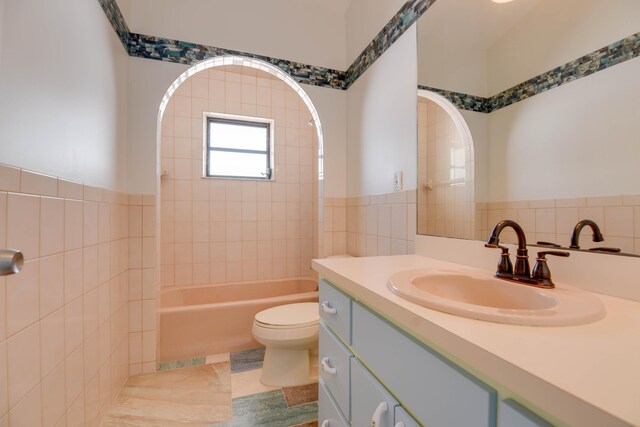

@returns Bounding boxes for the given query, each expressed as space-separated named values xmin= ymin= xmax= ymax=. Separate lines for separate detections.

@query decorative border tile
xmin=127 ymin=32 xmax=347 ymax=90
xmin=97 ymin=0 xmax=130 ymax=50
xmin=99 ymin=0 xmax=639 ymax=106
xmin=486 ymin=32 xmax=640 ymax=111
xmin=344 ymin=0 xmax=438 ymax=89
xmin=421 ymin=32 xmax=640 ymax=113
xmin=418 ymin=85 xmax=489 ymax=113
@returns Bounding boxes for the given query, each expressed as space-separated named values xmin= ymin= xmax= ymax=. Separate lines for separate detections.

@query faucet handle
xmin=484 ymin=243 xmax=513 ymax=274
xmin=531 ymin=251 xmax=570 ymax=288
xmin=537 ymin=250 xmax=570 ymax=258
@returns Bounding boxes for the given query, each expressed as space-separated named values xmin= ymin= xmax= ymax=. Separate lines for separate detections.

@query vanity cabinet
xmin=352 ymin=301 xmax=496 ymax=427
xmin=319 ymin=278 xmax=554 ymax=427
xmin=498 ymin=400 xmax=553 ymax=427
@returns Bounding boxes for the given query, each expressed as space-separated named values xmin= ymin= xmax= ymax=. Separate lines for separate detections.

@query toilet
xmin=252 ymin=302 xmax=319 ymax=387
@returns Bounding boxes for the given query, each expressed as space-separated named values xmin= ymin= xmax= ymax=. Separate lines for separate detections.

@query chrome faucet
xmin=570 ymin=219 xmax=604 ymax=249
xmin=485 ymin=220 xmax=569 ymax=288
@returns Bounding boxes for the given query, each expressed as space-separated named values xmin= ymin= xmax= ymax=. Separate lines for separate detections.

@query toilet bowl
xmin=252 ymin=302 xmax=319 ymax=387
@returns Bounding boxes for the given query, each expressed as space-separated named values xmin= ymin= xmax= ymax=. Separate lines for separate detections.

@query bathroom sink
xmin=387 ymin=268 xmax=605 ymax=326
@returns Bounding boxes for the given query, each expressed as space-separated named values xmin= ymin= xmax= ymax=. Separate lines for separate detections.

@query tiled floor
xmin=101 ymin=348 xmax=318 ymax=426
xmin=101 ymin=362 xmax=232 ymax=426
xmin=215 ymin=390 xmax=317 ymax=427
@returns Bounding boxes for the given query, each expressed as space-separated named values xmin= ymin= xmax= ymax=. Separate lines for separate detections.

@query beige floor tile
xmin=101 ymin=362 xmax=231 ymax=426
xmin=231 ymin=368 xmax=280 ymax=398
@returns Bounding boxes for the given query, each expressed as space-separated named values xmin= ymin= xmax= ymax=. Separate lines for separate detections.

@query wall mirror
xmin=416 ymin=0 xmax=640 ymax=257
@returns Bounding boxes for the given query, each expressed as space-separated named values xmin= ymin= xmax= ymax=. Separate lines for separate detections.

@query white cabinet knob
xmin=372 ymin=401 xmax=388 ymax=427
xmin=321 ymin=420 xmax=329 ymax=427
xmin=321 ymin=357 xmax=337 ymax=375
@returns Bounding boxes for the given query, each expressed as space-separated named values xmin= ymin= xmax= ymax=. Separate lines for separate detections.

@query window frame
xmin=203 ymin=112 xmax=275 ymax=181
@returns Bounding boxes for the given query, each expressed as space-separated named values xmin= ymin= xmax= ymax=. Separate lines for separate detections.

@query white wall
xmin=127 ymin=57 xmax=189 ymax=194
xmin=127 ymin=57 xmax=348 ymax=198
xmin=346 ymin=27 xmax=418 ymax=197
xmin=487 ymin=0 xmax=640 ymax=94
xmin=487 ymin=57 xmax=640 ymax=202
xmin=303 ymin=85 xmax=348 ymax=198
xmin=345 ymin=0 xmax=406 ymax=64
xmin=0 ymin=0 xmax=130 ymax=191
xmin=128 ymin=0 xmax=347 ymax=70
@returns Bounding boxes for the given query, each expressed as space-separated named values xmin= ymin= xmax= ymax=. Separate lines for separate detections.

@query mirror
xmin=416 ymin=0 xmax=640 ymax=256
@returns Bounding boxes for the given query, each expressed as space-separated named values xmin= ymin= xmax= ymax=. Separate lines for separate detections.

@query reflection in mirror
xmin=417 ymin=91 xmax=476 ymax=239
xmin=416 ymin=0 xmax=640 ymax=256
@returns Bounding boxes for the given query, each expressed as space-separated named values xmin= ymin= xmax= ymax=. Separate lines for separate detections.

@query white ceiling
xmin=418 ymin=0 xmax=542 ymax=51
xmin=121 ymin=0 xmax=354 ymax=19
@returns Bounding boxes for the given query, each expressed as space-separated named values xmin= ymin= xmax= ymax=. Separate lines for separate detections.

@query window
xmin=205 ymin=113 xmax=274 ymax=180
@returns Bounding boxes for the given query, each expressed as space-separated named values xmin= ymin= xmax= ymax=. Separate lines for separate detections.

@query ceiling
xmin=418 ymin=0 xmax=542 ymax=50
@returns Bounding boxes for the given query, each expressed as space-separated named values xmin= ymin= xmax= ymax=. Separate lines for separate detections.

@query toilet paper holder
xmin=0 ymin=249 xmax=23 ymax=276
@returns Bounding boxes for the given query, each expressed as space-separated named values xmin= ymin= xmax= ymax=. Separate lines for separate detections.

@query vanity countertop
xmin=312 ymin=255 xmax=640 ymax=427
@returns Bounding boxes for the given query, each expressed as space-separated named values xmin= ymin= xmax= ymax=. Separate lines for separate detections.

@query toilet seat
xmin=254 ymin=302 xmax=319 ymax=329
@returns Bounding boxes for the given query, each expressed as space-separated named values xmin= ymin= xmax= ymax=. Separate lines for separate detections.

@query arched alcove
xmin=155 ymin=56 xmax=325 ymax=361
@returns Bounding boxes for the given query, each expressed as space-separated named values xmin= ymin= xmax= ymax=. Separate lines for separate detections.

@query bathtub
xmin=160 ymin=278 xmax=318 ymax=362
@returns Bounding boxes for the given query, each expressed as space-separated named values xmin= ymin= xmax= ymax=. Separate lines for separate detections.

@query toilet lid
xmin=255 ymin=302 xmax=319 ymax=328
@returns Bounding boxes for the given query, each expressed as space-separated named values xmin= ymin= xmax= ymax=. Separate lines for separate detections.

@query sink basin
xmin=388 ymin=268 xmax=605 ymax=326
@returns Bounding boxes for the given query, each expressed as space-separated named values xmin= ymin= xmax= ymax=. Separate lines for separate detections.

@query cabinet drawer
xmin=351 ymin=358 xmax=399 ymax=427
xmin=318 ymin=379 xmax=349 ymax=427
xmin=394 ymin=406 xmax=421 ymax=427
xmin=319 ymin=279 xmax=352 ymax=344
xmin=352 ymin=302 xmax=497 ymax=427
xmin=319 ymin=322 xmax=352 ymax=420
xmin=499 ymin=400 xmax=552 ymax=427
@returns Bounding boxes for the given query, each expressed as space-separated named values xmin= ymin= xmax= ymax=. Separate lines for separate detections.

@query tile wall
xmin=0 ymin=163 xmax=145 ymax=426
xmin=323 ymin=189 xmax=416 ymax=258
xmin=478 ymin=195 xmax=640 ymax=255
xmin=160 ymin=65 xmax=318 ymax=287
xmin=126 ymin=197 xmax=158 ymax=376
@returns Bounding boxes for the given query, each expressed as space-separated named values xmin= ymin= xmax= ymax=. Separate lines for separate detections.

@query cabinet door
xmin=499 ymin=400 xmax=553 ymax=427
xmin=319 ymin=379 xmax=349 ymax=427
xmin=352 ymin=302 xmax=497 ymax=427
xmin=394 ymin=406 xmax=421 ymax=427
xmin=351 ymin=358 xmax=399 ymax=427
xmin=319 ymin=279 xmax=352 ymax=344
xmin=319 ymin=322 xmax=352 ymax=419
